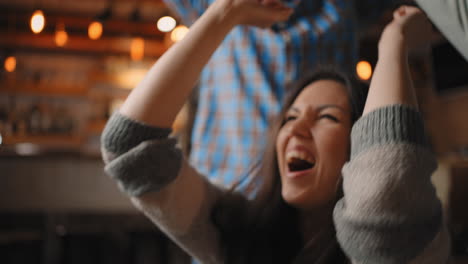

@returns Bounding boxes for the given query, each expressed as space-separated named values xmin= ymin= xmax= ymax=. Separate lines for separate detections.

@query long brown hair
xmin=212 ymin=67 xmax=367 ymax=264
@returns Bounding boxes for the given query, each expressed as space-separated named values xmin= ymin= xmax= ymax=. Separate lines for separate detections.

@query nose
xmin=289 ymin=115 xmax=312 ymax=139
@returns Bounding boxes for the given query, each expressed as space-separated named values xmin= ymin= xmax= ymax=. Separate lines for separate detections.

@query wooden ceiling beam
xmin=0 ymin=32 xmax=168 ymax=58
xmin=1 ymin=12 xmax=168 ymax=38
xmin=47 ymin=16 xmax=166 ymax=38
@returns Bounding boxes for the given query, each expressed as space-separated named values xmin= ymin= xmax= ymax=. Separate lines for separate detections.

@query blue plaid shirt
xmin=163 ymin=0 xmax=396 ymax=188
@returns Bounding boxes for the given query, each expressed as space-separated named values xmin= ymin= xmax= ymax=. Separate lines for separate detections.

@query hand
xmin=214 ymin=0 xmax=294 ymax=28
xmin=380 ymin=6 xmax=432 ymax=53
xmin=393 ymin=6 xmax=432 ymax=51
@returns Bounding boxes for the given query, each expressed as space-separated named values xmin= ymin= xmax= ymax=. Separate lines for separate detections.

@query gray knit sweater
xmin=101 ymin=104 xmax=450 ymax=264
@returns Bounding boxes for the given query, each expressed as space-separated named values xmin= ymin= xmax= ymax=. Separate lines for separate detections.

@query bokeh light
xmin=356 ymin=60 xmax=372 ymax=81
xmin=30 ymin=10 xmax=45 ymax=34
xmin=4 ymin=56 xmax=17 ymax=72
xmin=170 ymin=25 xmax=189 ymax=42
xmin=55 ymin=23 xmax=68 ymax=47
xmin=130 ymin=37 xmax=145 ymax=61
xmin=157 ymin=16 xmax=176 ymax=32
xmin=88 ymin=21 xmax=103 ymax=40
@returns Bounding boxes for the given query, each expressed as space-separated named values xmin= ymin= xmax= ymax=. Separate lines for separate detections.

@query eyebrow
xmin=316 ymin=104 xmax=347 ymax=112
xmin=289 ymin=104 xmax=346 ymax=113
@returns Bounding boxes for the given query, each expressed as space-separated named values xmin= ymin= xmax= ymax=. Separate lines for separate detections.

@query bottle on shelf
xmin=28 ymin=104 xmax=42 ymax=135
xmin=39 ymin=100 xmax=53 ymax=134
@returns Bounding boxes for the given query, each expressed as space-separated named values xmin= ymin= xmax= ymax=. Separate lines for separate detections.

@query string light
xmin=88 ymin=6 xmax=111 ymax=40
xmin=356 ymin=60 xmax=372 ymax=81
xmin=157 ymin=16 xmax=176 ymax=32
xmin=4 ymin=56 xmax=17 ymax=72
xmin=170 ymin=25 xmax=189 ymax=42
xmin=88 ymin=21 xmax=103 ymax=40
xmin=30 ymin=10 xmax=46 ymax=34
xmin=130 ymin=37 xmax=145 ymax=61
xmin=55 ymin=23 xmax=68 ymax=47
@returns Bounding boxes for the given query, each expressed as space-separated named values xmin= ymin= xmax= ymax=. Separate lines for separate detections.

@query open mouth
xmin=287 ymin=153 xmax=315 ymax=172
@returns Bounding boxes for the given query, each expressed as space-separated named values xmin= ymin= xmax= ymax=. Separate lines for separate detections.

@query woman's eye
xmin=284 ymin=115 xmax=297 ymax=123
xmin=320 ymin=114 xmax=339 ymax=122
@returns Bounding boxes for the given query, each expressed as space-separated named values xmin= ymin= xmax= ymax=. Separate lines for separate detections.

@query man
xmin=163 ymin=0 xmax=397 ymax=190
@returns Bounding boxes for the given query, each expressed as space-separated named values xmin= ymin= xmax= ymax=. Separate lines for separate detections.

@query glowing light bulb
xmin=30 ymin=10 xmax=45 ymax=34
xmin=170 ymin=25 xmax=189 ymax=42
xmin=130 ymin=37 xmax=145 ymax=61
xmin=55 ymin=23 xmax=68 ymax=47
xmin=88 ymin=21 xmax=103 ymax=40
xmin=356 ymin=60 xmax=372 ymax=81
xmin=4 ymin=56 xmax=16 ymax=72
xmin=157 ymin=16 xmax=176 ymax=32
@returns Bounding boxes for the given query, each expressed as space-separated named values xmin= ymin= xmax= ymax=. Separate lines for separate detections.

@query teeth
xmin=286 ymin=151 xmax=315 ymax=164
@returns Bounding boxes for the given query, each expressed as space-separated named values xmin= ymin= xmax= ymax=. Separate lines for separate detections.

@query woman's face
xmin=276 ymin=79 xmax=352 ymax=211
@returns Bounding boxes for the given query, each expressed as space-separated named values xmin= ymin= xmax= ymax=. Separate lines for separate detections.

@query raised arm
xmin=119 ymin=0 xmax=293 ymax=128
xmin=101 ymin=1 xmax=293 ymax=262
xmin=363 ymin=5 xmax=432 ymax=114
xmin=333 ymin=6 xmax=450 ymax=264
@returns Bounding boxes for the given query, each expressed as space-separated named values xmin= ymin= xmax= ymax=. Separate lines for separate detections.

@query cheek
xmin=276 ymin=129 xmax=287 ymax=170
xmin=317 ymin=128 xmax=350 ymax=166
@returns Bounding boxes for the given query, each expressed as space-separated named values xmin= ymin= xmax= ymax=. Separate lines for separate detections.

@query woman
xmin=101 ymin=0 xmax=450 ymax=263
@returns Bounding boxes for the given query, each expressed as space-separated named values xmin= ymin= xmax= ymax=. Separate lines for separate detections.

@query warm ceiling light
xmin=55 ymin=23 xmax=68 ymax=47
xmin=130 ymin=37 xmax=145 ymax=61
xmin=115 ymin=68 xmax=147 ymax=89
xmin=157 ymin=16 xmax=176 ymax=32
xmin=88 ymin=21 xmax=103 ymax=40
xmin=170 ymin=25 xmax=189 ymax=42
xmin=30 ymin=10 xmax=45 ymax=34
xmin=4 ymin=56 xmax=17 ymax=73
xmin=356 ymin=60 xmax=372 ymax=81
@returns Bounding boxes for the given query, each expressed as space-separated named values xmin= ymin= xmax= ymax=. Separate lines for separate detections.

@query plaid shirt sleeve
xmin=162 ymin=0 xmax=213 ymax=25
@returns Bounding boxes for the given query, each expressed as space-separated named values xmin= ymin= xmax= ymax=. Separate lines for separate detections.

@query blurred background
xmin=0 ymin=0 xmax=467 ymax=263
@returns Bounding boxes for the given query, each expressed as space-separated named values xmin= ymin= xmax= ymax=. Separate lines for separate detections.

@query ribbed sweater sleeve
xmin=100 ymin=112 xmax=225 ymax=264
xmin=100 ymin=112 xmax=182 ymax=196
xmin=333 ymin=105 xmax=450 ymax=264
